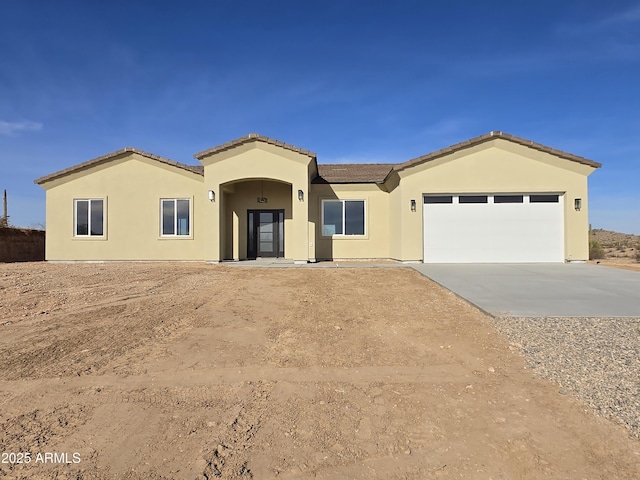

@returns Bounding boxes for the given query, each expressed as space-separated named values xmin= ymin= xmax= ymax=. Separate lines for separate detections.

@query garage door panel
xmin=423 ymin=194 xmax=564 ymax=263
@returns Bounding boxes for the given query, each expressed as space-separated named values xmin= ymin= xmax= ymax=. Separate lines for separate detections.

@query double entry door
xmin=247 ymin=210 xmax=284 ymax=259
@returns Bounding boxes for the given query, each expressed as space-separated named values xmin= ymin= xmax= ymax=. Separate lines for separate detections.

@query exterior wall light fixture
xmin=411 ymin=199 xmax=417 ymax=212
xmin=298 ymin=189 xmax=304 ymax=201
xmin=208 ymin=190 xmax=215 ymax=202
xmin=574 ymin=198 xmax=582 ymax=211
xmin=257 ymin=180 xmax=268 ymax=203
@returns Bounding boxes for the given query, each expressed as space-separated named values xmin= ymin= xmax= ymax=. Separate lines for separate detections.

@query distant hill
xmin=591 ymin=229 xmax=640 ymax=247
xmin=591 ymin=229 xmax=640 ymax=264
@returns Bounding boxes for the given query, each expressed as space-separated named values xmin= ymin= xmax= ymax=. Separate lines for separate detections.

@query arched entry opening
xmin=220 ymin=178 xmax=292 ymax=260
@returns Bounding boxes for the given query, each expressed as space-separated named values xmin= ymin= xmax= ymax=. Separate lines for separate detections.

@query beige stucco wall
xmin=41 ymin=153 xmax=204 ymax=261
xmin=198 ymin=142 xmax=313 ymax=262
xmin=38 ymin=137 xmax=597 ymax=264
xmin=391 ymin=139 xmax=596 ymax=261
xmin=309 ymin=183 xmax=391 ymax=260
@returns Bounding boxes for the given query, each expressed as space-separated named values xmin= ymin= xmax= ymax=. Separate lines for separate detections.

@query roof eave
xmin=35 ymin=147 xmax=203 ymax=185
xmin=395 ymin=131 xmax=602 ymax=172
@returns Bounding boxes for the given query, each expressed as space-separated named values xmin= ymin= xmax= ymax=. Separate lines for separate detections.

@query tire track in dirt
xmin=0 ymin=363 xmax=478 ymax=397
xmin=0 ymin=362 xmax=483 ymax=421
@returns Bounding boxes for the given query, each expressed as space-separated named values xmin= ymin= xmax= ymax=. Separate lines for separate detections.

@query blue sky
xmin=1 ymin=0 xmax=639 ymax=233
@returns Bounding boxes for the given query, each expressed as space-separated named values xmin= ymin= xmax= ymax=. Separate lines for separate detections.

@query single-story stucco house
xmin=35 ymin=131 xmax=601 ymax=264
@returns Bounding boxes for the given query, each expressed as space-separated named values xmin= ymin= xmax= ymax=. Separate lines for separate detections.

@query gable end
xmin=393 ymin=131 xmax=601 ymax=176
xmin=34 ymin=147 xmax=203 ymax=185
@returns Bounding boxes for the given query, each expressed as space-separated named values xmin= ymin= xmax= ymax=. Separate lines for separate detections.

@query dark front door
xmin=247 ymin=210 xmax=284 ymax=259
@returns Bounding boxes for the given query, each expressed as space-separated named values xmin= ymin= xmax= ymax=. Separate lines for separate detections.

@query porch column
xmin=204 ymin=184 xmax=221 ymax=263
xmin=232 ymin=210 xmax=240 ymax=261
xmin=291 ymin=183 xmax=309 ymax=263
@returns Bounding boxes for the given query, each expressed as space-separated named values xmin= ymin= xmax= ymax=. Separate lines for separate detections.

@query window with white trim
xmin=161 ymin=198 xmax=190 ymax=236
xmin=74 ymin=199 xmax=104 ymax=236
xmin=322 ymin=200 xmax=365 ymax=236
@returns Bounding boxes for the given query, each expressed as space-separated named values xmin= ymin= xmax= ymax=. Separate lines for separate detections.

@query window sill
xmin=72 ymin=236 xmax=107 ymax=241
xmin=158 ymin=235 xmax=194 ymax=240
xmin=321 ymin=235 xmax=369 ymax=240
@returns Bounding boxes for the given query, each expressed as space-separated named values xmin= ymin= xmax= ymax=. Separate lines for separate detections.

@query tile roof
xmin=313 ymin=164 xmax=394 ymax=184
xmin=194 ymin=133 xmax=317 ymax=160
xmin=34 ymin=148 xmax=203 ymax=185
xmin=34 ymin=131 xmax=599 ymax=187
xmin=394 ymin=131 xmax=602 ymax=174
xmin=313 ymin=131 xmax=600 ymax=184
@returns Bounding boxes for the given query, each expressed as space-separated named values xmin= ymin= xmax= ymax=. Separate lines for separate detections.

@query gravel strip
xmin=493 ymin=316 xmax=640 ymax=439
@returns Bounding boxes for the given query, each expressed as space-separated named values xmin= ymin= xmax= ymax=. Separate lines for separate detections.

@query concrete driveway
xmin=412 ymin=263 xmax=640 ymax=317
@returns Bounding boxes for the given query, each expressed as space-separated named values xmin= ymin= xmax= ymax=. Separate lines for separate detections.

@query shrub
xmin=589 ymin=240 xmax=606 ymax=260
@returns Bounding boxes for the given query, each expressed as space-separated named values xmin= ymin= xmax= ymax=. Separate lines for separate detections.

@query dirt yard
xmin=590 ymin=261 xmax=640 ymax=272
xmin=1 ymin=263 xmax=639 ymax=479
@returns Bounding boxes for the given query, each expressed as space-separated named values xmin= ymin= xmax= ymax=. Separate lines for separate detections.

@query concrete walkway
xmin=223 ymin=259 xmax=403 ymax=268
xmin=411 ymin=263 xmax=640 ymax=317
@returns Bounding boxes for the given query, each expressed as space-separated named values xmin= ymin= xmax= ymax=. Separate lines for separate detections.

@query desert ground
xmin=1 ymin=262 xmax=640 ymax=479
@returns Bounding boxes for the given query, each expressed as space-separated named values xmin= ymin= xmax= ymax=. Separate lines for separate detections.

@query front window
xmin=161 ymin=199 xmax=190 ymax=236
xmin=75 ymin=199 xmax=104 ymax=236
xmin=322 ymin=200 xmax=365 ymax=236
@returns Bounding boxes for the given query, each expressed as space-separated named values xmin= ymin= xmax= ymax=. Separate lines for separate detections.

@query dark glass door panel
xmin=247 ymin=210 xmax=284 ymax=258
xmin=258 ymin=212 xmax=275 ymax=255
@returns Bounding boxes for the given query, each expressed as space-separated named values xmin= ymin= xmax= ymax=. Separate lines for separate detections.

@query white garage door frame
xmin=423 ymin=193 xmax=565 ymax=263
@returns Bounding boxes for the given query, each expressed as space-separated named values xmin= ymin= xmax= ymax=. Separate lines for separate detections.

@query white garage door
xmin=423 ymin=194 xmax=564 ymax=263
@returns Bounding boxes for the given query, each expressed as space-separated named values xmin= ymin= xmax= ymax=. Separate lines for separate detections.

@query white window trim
xmin=74 ymin=198 xmax=106 ymax=238
xmin=160 ymin=198 xmax=192 ymax=238
xmin=321 ymin=199 xmax=366 ymax=237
